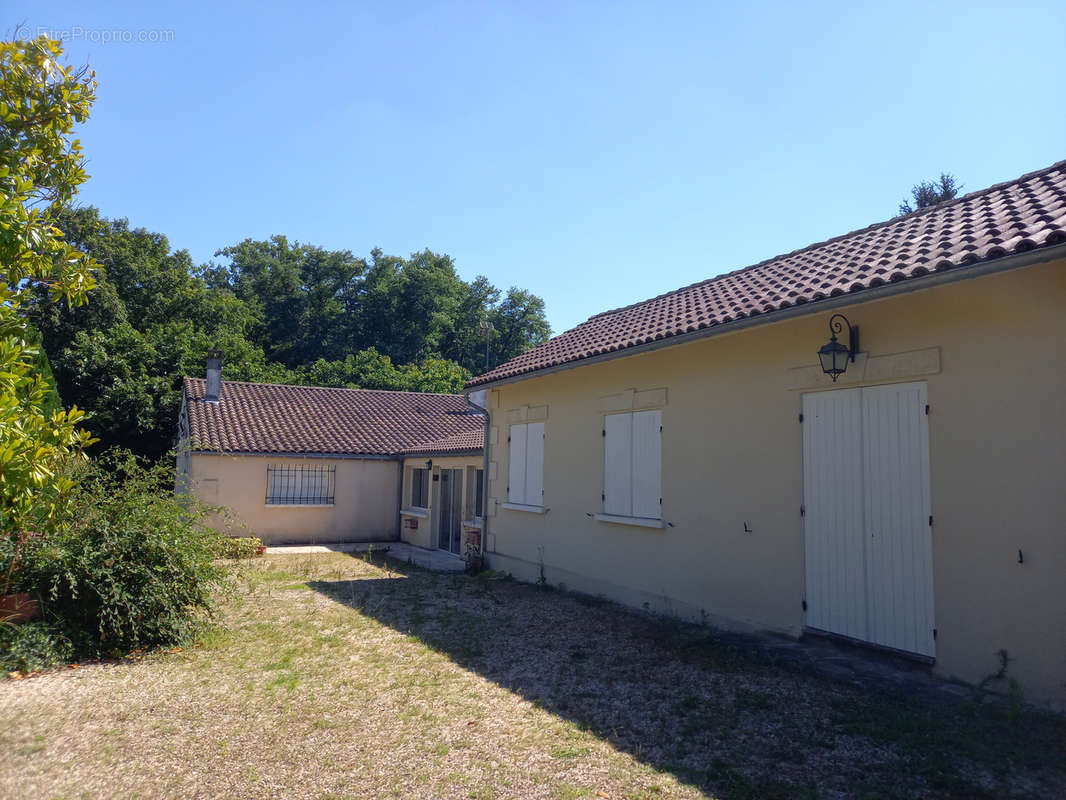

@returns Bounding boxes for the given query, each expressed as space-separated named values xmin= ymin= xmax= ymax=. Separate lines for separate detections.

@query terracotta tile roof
xmin=400 ymin=429 xmax=485 ymax=456
xmin=182 ymin=378 xmax=485 ymax=456
xmin=470 ymin=160 xmax=1066 ymax=387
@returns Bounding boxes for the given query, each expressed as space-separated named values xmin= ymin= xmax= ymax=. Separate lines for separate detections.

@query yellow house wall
xmin=400 ymin=455 xmax=485 ymax=549
xmin=189 ymin=453 xmax=400 ymax=544
xmin=484 ymin=258 xmax=1066 ymax=705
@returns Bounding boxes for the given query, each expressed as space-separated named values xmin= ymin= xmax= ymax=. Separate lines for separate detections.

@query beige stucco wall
xmin=189 ymin=453 xmax=401 ymax=545
xmin=400 ymin=455 xmax=485 ymax=551
xmin=483 ymin=257 xmax=1066 ymax=706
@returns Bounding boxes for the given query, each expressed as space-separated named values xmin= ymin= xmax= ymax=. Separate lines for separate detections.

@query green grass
xmin=554 ymin=784 xmax=594 ymax=799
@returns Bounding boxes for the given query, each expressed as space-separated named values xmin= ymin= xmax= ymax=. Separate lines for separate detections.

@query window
xmin=603 ymin=410 xmax=661 ymax=519
xmin=411 ymin=468 xmax=429 ymax=508
xmin=266 ymin=464 xmax=335 ymax=505
xmin=508 ymin=422 xmax=544 ymax=506
xmin=474 ymin=468 xmax=484 ymax=518
xmin=464 ymin=465 xmax=486 ymax=519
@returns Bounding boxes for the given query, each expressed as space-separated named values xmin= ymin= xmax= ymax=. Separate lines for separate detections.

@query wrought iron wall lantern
xmin=818 ymin=314 xmax=859 ymax=382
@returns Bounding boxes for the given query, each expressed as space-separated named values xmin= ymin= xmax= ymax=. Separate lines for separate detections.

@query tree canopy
xmin=898 ymin=173 xmax=962 ymax=215
xmin=31 ymin=208 xmax=551 ymax=459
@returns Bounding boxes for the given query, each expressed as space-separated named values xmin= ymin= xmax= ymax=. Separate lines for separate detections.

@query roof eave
xmin=400 ymin=448 xmax=484 ymax=458
xmin=469 ymin=242 xmax=1066 ymax=390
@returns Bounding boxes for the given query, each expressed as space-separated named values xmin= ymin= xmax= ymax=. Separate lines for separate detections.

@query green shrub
xmin=26 ymin=451 xmax=229 ymax=654
xmin=0 ymin=620 xmax=74 ymax=673
xmin=211 ymin=536 xmax=264 ymax=560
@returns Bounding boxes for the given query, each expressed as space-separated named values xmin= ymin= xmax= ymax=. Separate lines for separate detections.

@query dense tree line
xmin=30 ymin=208 xmax=550 ymax=459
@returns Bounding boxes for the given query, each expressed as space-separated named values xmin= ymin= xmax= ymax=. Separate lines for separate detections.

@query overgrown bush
xmin=211 ymin=536 xmax=264 ymax=560
xmin=22 ymin=452 xmax=229 ymax=654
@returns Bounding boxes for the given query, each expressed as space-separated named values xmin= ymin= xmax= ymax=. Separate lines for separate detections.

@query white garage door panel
xmin=802 ymin=388 xmax=866 ymax=642
xmin=862 ymin=383 xmax=935 ymax=657
xmin=803 ymin=381 xmax=935 ymax=659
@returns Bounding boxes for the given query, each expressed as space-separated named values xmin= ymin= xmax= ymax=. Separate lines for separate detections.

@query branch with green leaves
xmin=0 ymin=36 xmax=99 ymax=590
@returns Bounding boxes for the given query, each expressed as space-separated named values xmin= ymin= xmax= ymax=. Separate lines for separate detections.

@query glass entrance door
xmin=437 ymin=469 xmax=463 ymax=554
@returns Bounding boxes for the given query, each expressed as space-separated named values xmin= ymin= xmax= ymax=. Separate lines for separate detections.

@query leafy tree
xmin=30 ymin=208 xmax=280 ymax=459
xmin=208 ymin=240 xmax=552 ymax=373
xmin=297 ymin=348 xmax=406 ymax=390
xmin=488 ymin=287 xmax=552 ymax=368
xmin=348 ymin=248 xmax=468 ymax=365
xmin=0 ymin=36 xmax=97 ymax=591
xmin=402 ymin=354 xmax=471 ymax=394
xmin=26 ymin=326 xmax=63 ymax=419
xmin=898 ymin=173 xmax=962 ymax=215
xmin=31 ymin=215 xmax=550 ymax=457
xmin=439 ymin=275 xmax=501 ymax=371
xmin=211 ymin=235 xmax=365 ymax=367
xmin=296 ymin=349 xmax=470 ymax=394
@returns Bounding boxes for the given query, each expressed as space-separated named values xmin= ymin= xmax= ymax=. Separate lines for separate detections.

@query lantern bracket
xmin=829 ymin=314 xmax=858 ymax=362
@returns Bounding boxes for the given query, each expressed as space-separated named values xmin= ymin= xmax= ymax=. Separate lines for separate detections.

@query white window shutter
xmin=525 ymin=421 xmax=544 ymax=505
xmin=604 ymin=413 xmax=633 ymax=516
xmin=631 ymin=409 xmax=662 ymax=519
xmin=508 ymin=424 xmax=527 ymax=504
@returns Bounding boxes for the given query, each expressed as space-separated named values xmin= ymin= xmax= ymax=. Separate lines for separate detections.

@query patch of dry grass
xmin=1 ymin=551 xmax=1063 ymax=800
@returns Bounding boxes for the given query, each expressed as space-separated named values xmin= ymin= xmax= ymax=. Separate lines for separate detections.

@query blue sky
xmin=9 ymin=1 xmax=1065 ymax=334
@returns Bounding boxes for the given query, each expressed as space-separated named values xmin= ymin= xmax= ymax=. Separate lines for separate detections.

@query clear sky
xmin=8 ymin=1 xmax=1065 ymax=334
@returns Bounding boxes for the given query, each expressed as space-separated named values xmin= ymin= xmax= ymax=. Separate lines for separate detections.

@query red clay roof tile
xmin=399 ymin=429 xmax=485 ymax=456
xmin=182 ymin=379 xmax=484 ymax=456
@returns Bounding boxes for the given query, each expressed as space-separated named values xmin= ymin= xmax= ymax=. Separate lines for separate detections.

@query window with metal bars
xmin=265 ymin=464 xmax=336 ymax=505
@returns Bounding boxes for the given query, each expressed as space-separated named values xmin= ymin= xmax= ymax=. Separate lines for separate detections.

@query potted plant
xmin=0 ymin=591 xmax=39 ymax=624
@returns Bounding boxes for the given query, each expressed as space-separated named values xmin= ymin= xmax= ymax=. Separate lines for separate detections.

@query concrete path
xmin=264 ymin=541 xmax=466 ymax=572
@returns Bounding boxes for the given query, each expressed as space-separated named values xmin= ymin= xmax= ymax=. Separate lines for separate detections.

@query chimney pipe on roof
xmin=205 ymin=350 xmax=222 ymax=402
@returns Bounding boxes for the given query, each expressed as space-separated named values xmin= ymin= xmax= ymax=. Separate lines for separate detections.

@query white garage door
xmin=802 ymin=381 xmax=935 ymax=657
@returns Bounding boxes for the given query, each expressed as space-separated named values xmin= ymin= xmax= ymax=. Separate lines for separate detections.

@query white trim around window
xmin=593 ymin=512 xmax=665 ymax=529
xmin=501 ymin=501 xmax=548 ymax=514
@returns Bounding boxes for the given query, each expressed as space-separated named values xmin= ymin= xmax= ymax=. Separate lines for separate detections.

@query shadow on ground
xmin=308 ymin=555 xmax=1066 ymax=800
